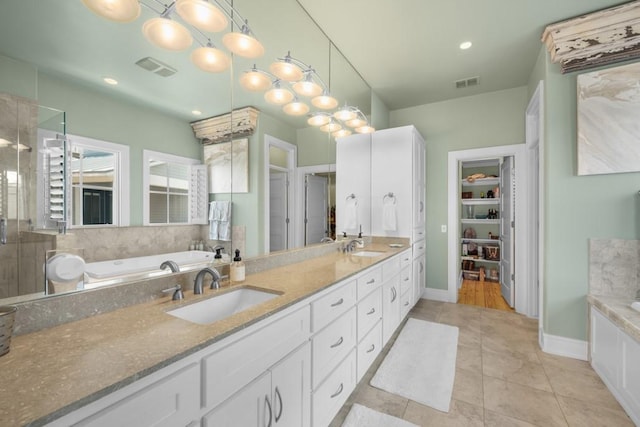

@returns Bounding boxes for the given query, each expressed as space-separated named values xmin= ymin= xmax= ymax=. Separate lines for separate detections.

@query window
xmin=68 ymin=135 xmax=129 ymax=227
xmin=143 ymin=150 xmax=207 ymax=225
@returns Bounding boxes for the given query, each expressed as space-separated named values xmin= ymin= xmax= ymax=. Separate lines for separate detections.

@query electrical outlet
xmin=441 ymin=225 xmax=447 ymax=233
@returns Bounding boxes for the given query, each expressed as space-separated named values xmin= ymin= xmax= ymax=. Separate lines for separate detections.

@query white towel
xmin=209 ymin=201 xmax=232 ymax=241
xmin=383 ymin=197 xmax=397 ymax=231
xmin=344 ymin=198 xmax=358 ymax=231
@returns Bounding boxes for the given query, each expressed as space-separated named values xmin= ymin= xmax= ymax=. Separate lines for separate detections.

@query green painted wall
xmin=541 ymin=53 xmax=640 ymax=341
xmin=0 ymin=55 xmax=37 ymax=99
xmin=371 ymin=91 xmax=390 ymax=131
xmin=296 ymin=127 xmax=335 ymax=167
xmin=389 ymin=87 xmax=528 ymax=291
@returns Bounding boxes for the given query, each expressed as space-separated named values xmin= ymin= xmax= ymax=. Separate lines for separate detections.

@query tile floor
xmin=329 ymin=299 xmax=635 ymax=427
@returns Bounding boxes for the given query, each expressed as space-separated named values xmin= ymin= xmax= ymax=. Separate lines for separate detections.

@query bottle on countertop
xmin=230 ymin=249 xmax=245 ymax=283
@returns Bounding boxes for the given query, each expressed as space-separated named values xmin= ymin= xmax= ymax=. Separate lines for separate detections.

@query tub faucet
xmin=194 ymin=267 xmax=222 ymax=294
xmin=160 ymin=260 xmax=180 ymax=273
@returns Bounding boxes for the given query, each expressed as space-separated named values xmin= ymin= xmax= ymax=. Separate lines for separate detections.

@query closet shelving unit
xmin=460 ymin=161 xmax=501 ymax=281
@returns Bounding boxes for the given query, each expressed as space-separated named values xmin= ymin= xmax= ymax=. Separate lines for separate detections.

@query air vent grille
xmin=135 ymin=57 xmax=177 ymax=77
xmin=454 ymin=76 xmax=480 ymax=89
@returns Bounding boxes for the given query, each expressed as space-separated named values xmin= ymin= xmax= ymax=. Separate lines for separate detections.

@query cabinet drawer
xmin=399 ymin=250 xmax=412 ymax=269
xmin=357 ymin=287 xmax=382 ymax=341
xmin=357 ymin=266 xmax=382 ymax=299
xmin=312 ymin=350 xmax=357 ymax=427
xmin=74 ymin=363 xmax=200 ymax=427
xmin=311 ymin=279 xmax=356 ymax=333
xmin=412 ymin=227 xmax=426 ymax=242
xmin=413 ymin=240 xmax=426 ymax=259
xmin=203 ymin=305 xmax=310 ymax=409
xmin=382 ymin=256 xmax=400 ymax=282
xmin=312 ymin=307 xmax=357 ymax=389
xmin=400 ymin=289 xmax=413 ymax=319
xmin=357 ymin=321 xmax=382 ymax=382
xmin=399 ymin=265 xmax=412 ymax=295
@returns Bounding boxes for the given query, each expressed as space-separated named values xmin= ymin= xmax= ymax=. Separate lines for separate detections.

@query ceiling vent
xmin=135 ymin=57 xmax=177 ymax=77
xmin=455 ymin=76 xmax=480 ymax=89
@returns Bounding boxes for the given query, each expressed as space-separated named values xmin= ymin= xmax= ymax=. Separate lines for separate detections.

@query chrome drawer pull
xmin=366 ymin=308 xmax=376 ymax=315
xmin=404 ymin=301 xmax=410 ymax=306
xmin=391 ymin=287 xmax=397 ymax=302
xmin=330 ymin=298 xmax=344 ymax=307
xmin=274 ymin=387 xmax=283 ymax=422
xmin=366 ymin=279 xmax=375 ymax=284
xmin=366 ymin=344 xmax=375 ymax=353
xmin=330 ymin=383 xmax=344 ymax=398
xmin=330 ymin=336 xmax=344 ymax=348
xmin=264 ymin=395 xmax=273 ymax=427
xmin=404 ymin=277 xmax=409 ymax=281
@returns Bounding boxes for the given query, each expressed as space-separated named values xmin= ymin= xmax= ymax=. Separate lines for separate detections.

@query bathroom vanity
xmin=0 ymin=242 xmax=419 ymax=426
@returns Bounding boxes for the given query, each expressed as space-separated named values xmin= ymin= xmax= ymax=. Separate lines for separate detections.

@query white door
xmin=270 ymin=171 xmax=288 ymax=252
xmin=305 ymin=174 xmax=328 ymax=245
xmin=500 ymin=156 xmax=515 ymax=307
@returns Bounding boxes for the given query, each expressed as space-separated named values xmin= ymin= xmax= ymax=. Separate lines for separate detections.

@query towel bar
xmin=346 ymin=193 xmax=357 ymax=201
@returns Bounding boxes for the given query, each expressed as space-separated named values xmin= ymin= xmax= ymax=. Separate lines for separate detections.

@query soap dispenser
xmin=230 ymin=249 xmax=245 ymax=283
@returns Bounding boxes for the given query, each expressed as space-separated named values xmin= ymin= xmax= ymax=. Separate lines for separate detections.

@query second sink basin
xmin=168 ymin=287 xmax=280 ymax=325
xmin=352 ymin=251 xmax=385 ymax=257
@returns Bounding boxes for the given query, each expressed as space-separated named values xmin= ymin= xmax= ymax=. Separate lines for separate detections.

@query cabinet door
xmin=590 ymin=307 xmax=619 ymax=388
xmin=336 ymin=133 xmax=371 ymax=234
xmin=412 ymin=129 xmax=426 ymax=228
xmin=382 ymin=276 xmax=401 ymax=345
xmin=271 ymin=343 xmax=311 ymax=427
xmin=620 ymin=332 xmax=640 ymax=420
xmin=203 ymin=371 xmax=272 ymax=427
xmin=371 ymin=127 xmax=412 ymax=238
xmin=413 ymin=256 xmax=425 ymax=304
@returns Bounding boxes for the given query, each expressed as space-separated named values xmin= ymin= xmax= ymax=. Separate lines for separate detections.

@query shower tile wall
xmin=589 ymin=238 xmax=640 ymax=298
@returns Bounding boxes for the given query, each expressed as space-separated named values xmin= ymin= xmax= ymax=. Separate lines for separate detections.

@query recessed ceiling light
xmin=103 ymin=77 xmax=118 ymax=85
xmin=459 ymin=41 xmax=472 ymax=50
xmin=192 ymin=110 xmax=202 ymax=116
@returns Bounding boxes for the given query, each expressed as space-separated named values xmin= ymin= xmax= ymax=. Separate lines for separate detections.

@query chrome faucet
xmin=194 ymin=267 xmax=222 ymax=294
xmin=162 ymin=284 xmax=184 ymax=300
xmin=320 ymin=237 xmax=334 ymax=243
xmin=343 ymin=239 xmax=363 ymax=253
xmin=160 ymin=260 xmax=180 ymax=273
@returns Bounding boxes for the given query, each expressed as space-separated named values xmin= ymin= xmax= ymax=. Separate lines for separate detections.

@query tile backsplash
xmin=589 ymin=239 xmax=640 ymax=298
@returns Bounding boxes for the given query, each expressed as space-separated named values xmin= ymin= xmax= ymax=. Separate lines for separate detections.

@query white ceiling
xmin=299 ymin=0 xmax=629 ymax=110
xmin=0 ymin=0 xmax=630 ymax=123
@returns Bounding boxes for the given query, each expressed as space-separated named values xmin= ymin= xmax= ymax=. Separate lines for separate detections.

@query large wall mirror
xmin=0 ymin=0 xmax=372 ymax=304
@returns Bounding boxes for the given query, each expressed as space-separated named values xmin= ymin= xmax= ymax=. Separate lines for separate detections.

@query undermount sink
xmin=631 ymin=301 xmax=640 ymax=313
xmin=352 ymin=251 xmax=385 ymax=257
xmin=167 ymin=287 xmax=280 ymax=325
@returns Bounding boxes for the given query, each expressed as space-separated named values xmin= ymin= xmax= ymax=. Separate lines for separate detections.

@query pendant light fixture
xmin=175 ymin=0 xmax=228 ymax=33
xmin=283 ymin=98 xmax=309 ymax=116
xmin=345 ymin=117 xmax=367 ymax=128
xmin=270 ymin=52 xmax=304 ymax=82
xmin=311 ymin=92 xmax=339 ymax=110
xmin=222 ymin=21 xmax=264 ymax=58
xmin=240 ymin=66 xmax=272 ymax=91
xmin=355 ymin=124 xmax=375 ymax=134
xmin=82 ymin=0 xmax=141 ymax=23
xmin=191 ymin=45 xmax=230 ymax=72
xmin=142 ymin=16 xmax=193 ymax=51
xmin=307 ymin=112 xmax=331 ymax=127
xmin=333 ymin=105 xmax=357 ymax=121
xmin=265 ymin=81 xmax=294 ymax=105
xmin=292 ymin=73 xmax=323 ymax=97
xmin=320 ymin=120 xmax=342 ymax=133
xmin=332 ymin=129 xmax=352 ymax=138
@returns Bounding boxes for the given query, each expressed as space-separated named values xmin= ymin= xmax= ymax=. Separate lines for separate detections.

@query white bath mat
xmin=341 ymin=404 xmax=419 ymax=427
xmin=370 ymin=318 xmax=459 ymax=412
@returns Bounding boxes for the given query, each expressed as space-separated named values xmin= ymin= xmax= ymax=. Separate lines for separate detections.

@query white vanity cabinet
xmin=590 ymin=306 xmax=640 ymax=425
xmin=204 ymin=342 xmax=311 ymax=427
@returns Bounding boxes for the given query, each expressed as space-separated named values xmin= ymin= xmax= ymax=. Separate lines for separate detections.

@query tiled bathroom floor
xmin=329 ymin=299 xmax=635 ymax=427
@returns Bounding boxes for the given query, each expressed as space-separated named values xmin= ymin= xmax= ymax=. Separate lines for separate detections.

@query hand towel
xmin=383 ymin=197 xmax=397 ymax=231
xmin=344 ymin=198 xmax=358 ymax=231
xmin=209 ymin=201 xmax=232 ymax=240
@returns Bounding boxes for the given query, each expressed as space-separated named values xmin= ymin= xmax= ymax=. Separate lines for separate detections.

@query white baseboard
xmin=422 ymin=287 xmax=451 ymax=302
xmin=541 ymin=331 xmax=588 ymax=361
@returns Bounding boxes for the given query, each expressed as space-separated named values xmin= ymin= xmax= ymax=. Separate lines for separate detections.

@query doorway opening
xmin=295 ymin=165 xmax=336 ymax=248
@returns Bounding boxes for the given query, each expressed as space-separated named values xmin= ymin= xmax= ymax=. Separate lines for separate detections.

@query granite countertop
xmin=0 ymin=243 xmax=408 ymax=427
xmin=588 ymin=294 xmax=640 ymax=342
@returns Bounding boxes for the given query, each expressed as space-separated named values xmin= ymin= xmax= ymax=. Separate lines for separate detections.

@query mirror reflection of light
xmin=0 ymin=138 xmax=12 ymax=147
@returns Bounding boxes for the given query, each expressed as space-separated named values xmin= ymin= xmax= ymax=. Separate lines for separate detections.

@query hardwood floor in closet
xmin=458 ymin=279 xmax=514 ymax=312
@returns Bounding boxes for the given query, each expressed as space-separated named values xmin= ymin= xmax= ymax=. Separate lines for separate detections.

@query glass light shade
xmin=333 ymin=107 xmax=357 ymax=121
xmin=356 ymin=125 xmax=375 ymax=134
xmin=311 ymin=94 xmax=339 ymax=110
xmin=222 ymin=32 xmax=264 ymax=58
xmin=142 ymin=17 xmax=193 ymax=51
xmin=332 ymin=129 xmax=352 ymax=138
xmin=307 ymin=114 xmax=331 ymax=127
xmin=191 ymin=46 xmax=230 ymax=73
xmin=0 ymin=138 xmax=12 ymax=147
xmin=270 ymin=61 xmax=303 ymax=82
xmin=292 ymin=79 xmax=322 ymax=97
xmin=265 ymin=87 xmax=294 ymax=105
xmin=345 ymin=117 xmax=367 ymax=128
xmin=320 ymin=122 xmax=342 ymax=133
xmin=82 ymin=0 xmax=140 ymax=23
xmin=240 ymin=71 xmax=271 ymax=92
xmin=283 ymin=101 xmax=309 ymax=116
xmin=176 ymin=0 xmax=227 ymax=33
